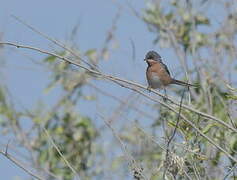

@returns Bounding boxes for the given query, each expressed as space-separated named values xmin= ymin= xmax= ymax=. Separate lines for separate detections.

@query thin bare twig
xmin=130 ymin=38 xmax=136 ymax=62
xmin=191 ymin=157 xmax=201 ymax=180
xmin=88 ymin=82 xmax=156 ymax=120
xmin=0 ymin=141 xmax=61 ymax=179
xmin=167 ymin=88 xmax=186 ymax=148
xmin=163 ymin=87 xmax=186 ymax=179
xmin=135 ymin=124 xmax=206 ymax=158
xmin=223 ymin=164 xmax=237 ymax=180
xmin=0 ymin=148 xmax=44 ymax=180
xmin=98 ymin=113 xmax=148 ymax=180
xmin=43 ymin=127 xmax=81 ymax=180
xmin=11 ymin=15 xmax=99 ymax=72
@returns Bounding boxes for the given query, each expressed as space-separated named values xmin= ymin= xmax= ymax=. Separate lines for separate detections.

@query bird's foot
xmin=162 ymin=96 xmax=168 ymax=102
xmin=163 ymin=88 xmax=168 ymax=102
xmin=147 ymin=86 xmax=151 ymax=92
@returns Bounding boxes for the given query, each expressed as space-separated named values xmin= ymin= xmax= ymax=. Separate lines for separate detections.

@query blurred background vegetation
xmin=0 ymin=0 xmax=237 ymax=179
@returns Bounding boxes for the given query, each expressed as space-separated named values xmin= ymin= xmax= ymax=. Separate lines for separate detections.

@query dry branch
xmin=0 ymin=41 xmax=236 ymax=163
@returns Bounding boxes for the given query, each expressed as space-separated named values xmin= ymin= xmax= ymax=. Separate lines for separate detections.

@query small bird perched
xmin=144 ymin=51 xmax=195 ymax=90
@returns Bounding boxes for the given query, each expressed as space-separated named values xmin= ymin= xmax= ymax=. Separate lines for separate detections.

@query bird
xmin=144 ymin=51 xmax=196 ymax=90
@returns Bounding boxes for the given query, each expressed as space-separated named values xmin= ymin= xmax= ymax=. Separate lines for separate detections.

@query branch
xmin=11 ymin=15 xmax=99 ymax=72
xmin=88 ymin=82 xmax=156 ymax=120
xmin=101 ymin=73 xmax=237 ymax=163
xmin=223 ymin=164 xmax=237 ymax=180
xmin=1 ymin=42 xmax=237 ymax=163
xmin=163 ymin=87 xmax=186 ymax=179
xmin=0 ymin=41 xmax=235 ymax=133
xmin=0 ymin=149 xmax=44 ymax=180
xmin=43 ymin=128 xmax=81 ymax=180
xmin=98 ymin=113 xmax=148 ymax=180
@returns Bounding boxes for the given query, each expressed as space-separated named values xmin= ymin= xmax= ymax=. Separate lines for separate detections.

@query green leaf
xmin=195 ymin=15 xmax=210 ymax=25
xmin=43 ymin=51 xmax=66 ymax=63
xmin=226 ymin=94 xmax=237 ymax=100
xmin=202 ymin=123 xmax=218 ymax=134
xmin=44 ymin=55 xmax=57 ymax=63
xmin=83 ymin=95 xmax=96 ymax=101
xmin=85 ymin=49 xmax=97 ymax=63
xmin=85 ymin=49 xmax=96 ymax=56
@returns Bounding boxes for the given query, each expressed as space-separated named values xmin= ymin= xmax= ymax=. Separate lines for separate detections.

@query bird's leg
xmin=163 ymin=88 xmax=168 ymax=102
xmin=147 ymin=85 xmax=151 ymax=92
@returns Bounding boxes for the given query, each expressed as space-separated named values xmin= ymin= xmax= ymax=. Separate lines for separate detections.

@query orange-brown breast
xmin=146 ymin=61 xmax=173 ymax=88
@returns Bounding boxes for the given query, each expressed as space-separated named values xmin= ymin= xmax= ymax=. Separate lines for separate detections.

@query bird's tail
xmin=171 ymin=79 xmax=197 ymax=87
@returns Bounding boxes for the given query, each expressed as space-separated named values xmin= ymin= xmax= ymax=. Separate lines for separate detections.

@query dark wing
xmin=161 ymin=62 xmax=171 ymax=76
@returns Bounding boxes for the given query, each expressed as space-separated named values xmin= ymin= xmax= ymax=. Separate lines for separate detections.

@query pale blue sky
xmin=0 ymin=0 xmax=234 ymax=179
xmin=0 ymin=0 xmax=155 ymax=179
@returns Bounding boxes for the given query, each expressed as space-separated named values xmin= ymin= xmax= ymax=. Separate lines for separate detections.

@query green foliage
xmin=226 ymin=85 xmax=237 ymax=101
xmin=0 ymin=1 xmax=237 ymax=179
xmin=33 ymin=50 xmax=99 ymax=179
xmin=0 ymin=86 xmax=19 ymax=132
xmin=0 ymin=47 xmax=99 ymax=179
xmin=143 ymin=1 xmax=210 ymax=51
xmin=35 ymin=114 xmax=97 ymax=179
xmin=85 ymin=49 xmax=98 ymax=65
xmin=142 ymin=2 xmax=237 ymax=178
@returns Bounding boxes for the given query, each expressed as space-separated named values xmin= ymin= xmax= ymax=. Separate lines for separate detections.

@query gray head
xmin=144 ymin=51 xmax=162 ymax=62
